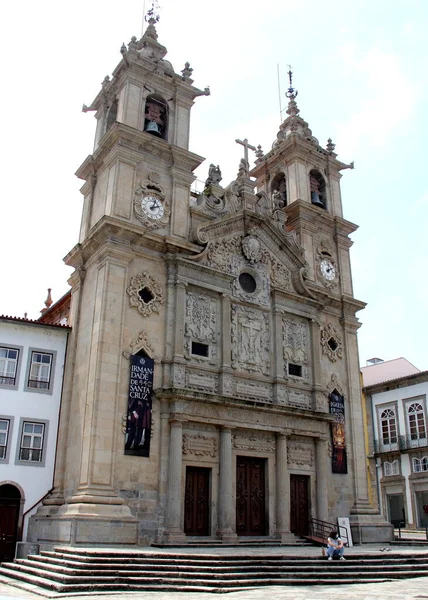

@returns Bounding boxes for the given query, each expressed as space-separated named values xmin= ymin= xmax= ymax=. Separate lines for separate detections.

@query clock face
xmin=141 ymin=195 xmax=164 ymax=220
xmin=320 ymin=258 xmax=336 ymax=281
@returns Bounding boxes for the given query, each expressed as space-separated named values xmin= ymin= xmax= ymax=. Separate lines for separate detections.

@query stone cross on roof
xmin=235 ymin=138 xmax=257 ymax=167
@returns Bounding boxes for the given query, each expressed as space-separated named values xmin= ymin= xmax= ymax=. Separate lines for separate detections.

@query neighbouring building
xmin=363 ymin=357 xmax=428 ymax=528
xmin=0 ymin=315 xmax=70 ymax=560
xmin=27 ymin=14 xmax=391 ymax=548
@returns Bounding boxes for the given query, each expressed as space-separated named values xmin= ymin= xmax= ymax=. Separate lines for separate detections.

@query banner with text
xmin=329 ymin=390 xmax=347 ymax=474
xmin=125 ymin=354 xmax=154 ymax=457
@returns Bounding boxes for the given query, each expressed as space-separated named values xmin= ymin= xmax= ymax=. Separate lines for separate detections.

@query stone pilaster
xmin=275 ymin=433 xmax=295 ymax=542
xmin=163 ymin=417 xmax=186 ymax=544
xmin=219 ymin=294 xmax=233 ymax=395
xmin=315 ymin=437 xmax=329 ymax=522
xmin=310 ymin=319 xmax=325 ymax=412
xmin=217 ymin=426 xmax=237 ymax=542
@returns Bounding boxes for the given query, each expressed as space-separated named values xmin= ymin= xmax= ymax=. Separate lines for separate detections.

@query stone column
xmin=217 ymin=427 xmax=237 ymax=542
xmin=219 ymin=294 xmax=233 ymax=395
xmin=164 ymin=417 xmax=186 ymax=544
xmin=316 ymin=437 xmax=329 ymax=522
xmin=275 ymin=433 xmax=295 ymax=542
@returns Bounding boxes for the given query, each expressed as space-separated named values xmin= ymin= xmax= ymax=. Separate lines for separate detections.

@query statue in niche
xmin=205 ymin=164 xmax=222 ymax=187
xmin=271 ymin=173 xmax=287 ymax=209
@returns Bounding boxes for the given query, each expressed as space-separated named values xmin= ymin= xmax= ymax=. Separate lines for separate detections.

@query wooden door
xmin=236 ymin=456 xmax=266 ymax=536
xmin=184 ymin=467 xmax=210 ymax=535
xmin=0 ymin=485 xmax=21 ymax=562
xmin=290 ymin=474 xmax=309 ymax=537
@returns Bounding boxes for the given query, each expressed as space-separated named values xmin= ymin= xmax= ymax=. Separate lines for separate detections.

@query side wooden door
xmin=290 ymin=474 xmax=309 ymax=537
xmin=184 ymin=467 xmax=210 ymax=535
xmin=0 ymin=485 xmax=21 ymax=561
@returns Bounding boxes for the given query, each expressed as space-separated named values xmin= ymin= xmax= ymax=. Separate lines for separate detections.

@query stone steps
xmin=1 ymin=548 xmax=428 ymax=594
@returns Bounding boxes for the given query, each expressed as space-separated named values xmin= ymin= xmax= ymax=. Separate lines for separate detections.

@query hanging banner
xmin=125 ymin=354 xmax=154 ymax=457
xmin=329 ymin=390 xmax=347 ymax=474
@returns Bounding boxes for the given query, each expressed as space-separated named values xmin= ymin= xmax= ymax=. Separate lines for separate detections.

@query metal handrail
xmin=374 ymin=435 xmax=428 ymax=453
xmin=308 ymin=517 xmax=349 ymax=546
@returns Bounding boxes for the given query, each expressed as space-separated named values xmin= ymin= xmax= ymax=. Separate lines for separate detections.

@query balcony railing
xmin=374 ymin=435 xmax=428 ymax=454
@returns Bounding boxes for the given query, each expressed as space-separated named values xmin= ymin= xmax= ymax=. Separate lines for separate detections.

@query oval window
xmin=239 ymin=272 xmax=257 ymax=294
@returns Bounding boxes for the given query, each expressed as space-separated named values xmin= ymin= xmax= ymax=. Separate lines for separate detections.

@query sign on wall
xmin=124 ymin=354 xmax=154 ymax=457
xmin=329 ymin=390 xmax=348 ymax=474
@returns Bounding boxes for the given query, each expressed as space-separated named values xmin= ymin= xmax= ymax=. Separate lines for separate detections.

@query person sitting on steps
xmin=327 ymin=529 xmax=346 ymax=561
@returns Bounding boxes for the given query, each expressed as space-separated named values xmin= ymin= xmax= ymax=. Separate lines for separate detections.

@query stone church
xmin=29 ymin=15 xmax=391 ymax=547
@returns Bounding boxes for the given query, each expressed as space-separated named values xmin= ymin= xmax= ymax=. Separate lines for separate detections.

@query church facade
xmin=29 ymin=16 xmax=391 ymax=547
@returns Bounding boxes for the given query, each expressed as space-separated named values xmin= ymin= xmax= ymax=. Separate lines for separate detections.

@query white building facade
xmin=363 ymin=360 xmax=428 ymax=529
xmin=0 ymin=316 xmax=69 ymax=560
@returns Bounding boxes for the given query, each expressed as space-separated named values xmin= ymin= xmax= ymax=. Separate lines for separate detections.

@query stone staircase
xmin=1 ymin=547 xmax=428 ymax=594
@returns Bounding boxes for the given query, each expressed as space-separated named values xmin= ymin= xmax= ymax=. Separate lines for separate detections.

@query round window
xmin=239 ymin=272 xmax=257 ymax=294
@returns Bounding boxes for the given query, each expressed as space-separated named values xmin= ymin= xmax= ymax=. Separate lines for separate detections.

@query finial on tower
xmin=286 ymin=65 xmax=298 ymax=99
xmin=145 ymin=0 xmax=160 ymax=24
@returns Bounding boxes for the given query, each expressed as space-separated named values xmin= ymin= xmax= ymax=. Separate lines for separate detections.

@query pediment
xmin=189 ymin=211 xmax=313 ymax=298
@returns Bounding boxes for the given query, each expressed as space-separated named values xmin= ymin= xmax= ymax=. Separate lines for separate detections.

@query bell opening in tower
xmin=309 ymin=170 xmax=327 ymax=209
xmin=144 ymin=94 xmax=168 ymax=139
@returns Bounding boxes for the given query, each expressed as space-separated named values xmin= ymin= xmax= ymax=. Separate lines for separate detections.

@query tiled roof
xmin=361 ymin=357 xmax=420 ymax=387
xmin=0 ymin=315 xmax=71 ymax=329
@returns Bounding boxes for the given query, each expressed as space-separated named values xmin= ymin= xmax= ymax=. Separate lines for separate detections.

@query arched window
xmin=143 ymin=94 xmax=168 ymax=140
xmin=271 ymin=172 xmax=287 ymax=209
xmin=408 ymin=403 xmax=426 ymax=440
xmin=105 ymin=98 xmax=118 ymax=132
xmin=413 ymin=456 xmax=428 ymax=472
xmin=309 ymin=170 xmax=327 ymax=209
xmin=384 ymin=460 xmax=399 ymax=476
xmin=380 ymin=408 xmax=397 ymax=444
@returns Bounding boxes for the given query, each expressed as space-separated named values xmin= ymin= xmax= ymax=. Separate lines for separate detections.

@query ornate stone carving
xmin=183 ymin=433 xmax=218 ymax=457
xmin=270 ymin=258 xmax=292 ymax=292
xmin=129 ymin=330 xmax=155 ymax=358
xmin=236 ymin=380 xmax=272 ymax=402
xmin=133 ymin=174 xmax=170 ymax=230
xmin=172 ymin=364 xmax=186 ymax=387
xmin=233 ymin=432 xmax=275 ymax=452
xmin=186 ymin=371 xmax=217 ymax=392
xmin=320 ymin=323 xmax=343 ymax=362
xmin=231 ymin=305 xmax=270 ymax=376
xmin=288 ymin=389 xmax=311 ymax=409
xmin=287 ymin=442 xmax=314 ymax=467
xmin=184 ymin=293 xmax=217 ymax=361
xmin=206 ymin=236 xmax=242 ymax=273
xmin=126 ymin=272 xmax=165 ymax=317
xmin=220 ymin=374 xmax=234 ymax=395
xmin=242 ymin=235 xmax=262 ymax=263
xmin=283 ymin=318 xmax=309 ymax=380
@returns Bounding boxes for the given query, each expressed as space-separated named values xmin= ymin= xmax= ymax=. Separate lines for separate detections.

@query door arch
xmin=0 ymin=484 xmax=21 ymax=561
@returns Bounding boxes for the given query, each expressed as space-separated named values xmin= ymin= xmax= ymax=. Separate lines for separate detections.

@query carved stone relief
xmin=288 ymin=389 xmax=311 ymax=410
xmin=233 ymin=431 xmax=275 ymax=452
xmin=235 ymin=380 xmax=272 ymax=402
xmin=287 ymin=439 xmax=315 ymax=468
xmin=231 ymin=305 xmax=270 ymax=376
xmin=270 ymin=258 xmax=292 ymax=292
xmin=232 ymin=263 xmax=270 ymax=306
xmin=320 ymin=323 xmax=343 ymax=362
xmin=282 ymin=318 xmax=310 ymax=381
xmin=186 ymin=370 xmax=217 ymax=392
xmin=242 ymin=235 xmax=263 ymax=263
xmin=172 ymin=364 xmax=186 ymax=388
xmin=126 ymin=272 xmax=165 ymax=317
xmin=183 ymin=433 xmax=218 ymax=458
xmin=184 ymin=292 xmax=217 ymax=361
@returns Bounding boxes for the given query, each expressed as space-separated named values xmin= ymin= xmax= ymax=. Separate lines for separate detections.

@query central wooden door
xmin=290 ymin=474 xmax=309 ymax=537
xmin=0 ymin=484 xmax=21 ymax=562
xmin=236 ymin=456 xmax=266 ymax=536
xmin=184 ymin=467 xmax=210 ymax=535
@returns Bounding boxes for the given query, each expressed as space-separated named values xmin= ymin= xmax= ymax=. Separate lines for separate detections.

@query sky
xmin=1 ymin=0 xmax=427 ymax=369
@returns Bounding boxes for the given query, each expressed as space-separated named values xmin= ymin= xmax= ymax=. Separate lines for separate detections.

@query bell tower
xmin=77 ymin=11 xmax=209 ymax=245
xmin=28 ymin=11 xmax=211 ymax=547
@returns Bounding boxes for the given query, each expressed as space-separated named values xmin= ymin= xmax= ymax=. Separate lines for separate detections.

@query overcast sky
xmin=1 ymin=0 xmax=427 ymax=369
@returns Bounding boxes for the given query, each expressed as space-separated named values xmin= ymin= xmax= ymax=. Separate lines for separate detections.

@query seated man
xmin=327 ymin=529 xmax=346 ymax=561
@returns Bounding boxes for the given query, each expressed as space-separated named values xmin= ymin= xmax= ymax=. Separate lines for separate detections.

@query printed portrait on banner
xmin=125 ymin=353 xmax=154 ymax=457
xmin=329 ymin=389 xmax=348 ymax=474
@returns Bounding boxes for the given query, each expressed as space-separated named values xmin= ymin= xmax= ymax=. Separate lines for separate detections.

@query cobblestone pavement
xmin=1 ymin=544 xmax=428 ymax=600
